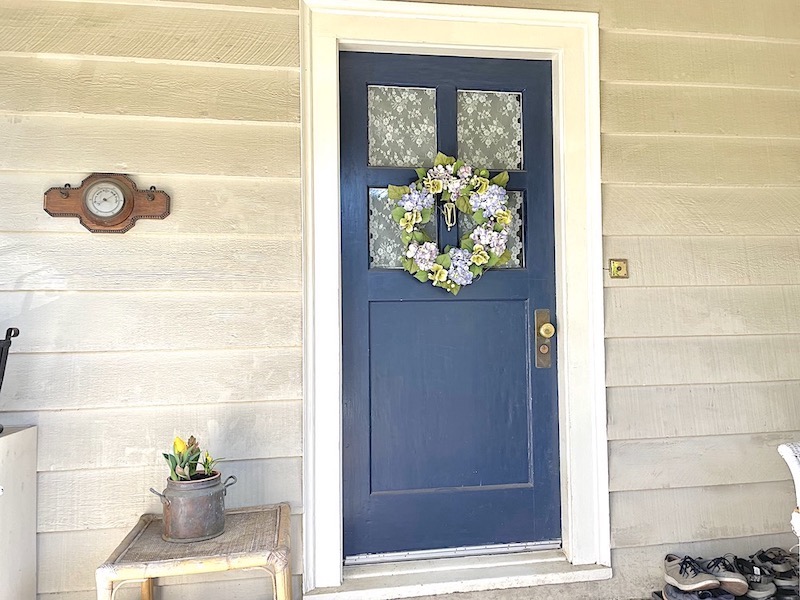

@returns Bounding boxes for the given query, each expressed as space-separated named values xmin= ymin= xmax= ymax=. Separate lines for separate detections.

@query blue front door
xmin=340 ymin=52 xmax=559 ymax=558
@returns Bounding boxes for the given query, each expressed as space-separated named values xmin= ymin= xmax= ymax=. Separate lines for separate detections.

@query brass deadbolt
xmin=539 ymin=323 xmax=556 ymax=339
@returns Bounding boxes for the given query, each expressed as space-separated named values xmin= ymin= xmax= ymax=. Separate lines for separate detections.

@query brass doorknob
xmin=539 ymin=323 xmax=556 ymax=339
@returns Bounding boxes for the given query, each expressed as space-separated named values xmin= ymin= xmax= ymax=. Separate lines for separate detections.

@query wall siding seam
xmin=0 ymin=52 xmax=301 ymax=73
xmin=42 ymin=0 xmax=299 ymax=17
xmin=601 ymin=27 xmax=800 ymax=46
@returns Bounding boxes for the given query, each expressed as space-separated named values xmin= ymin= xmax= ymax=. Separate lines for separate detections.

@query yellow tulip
xmin=495 ymin=209 xmax=512 ymax=226
xmin=173 ymin=436 xmax=187 ymax=454
xmin=471 ymin=244 xmax=490 ymax=266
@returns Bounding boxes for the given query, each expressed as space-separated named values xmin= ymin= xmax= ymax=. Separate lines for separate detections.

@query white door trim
xmin=301 ymin=0 xmax=608 ymax=593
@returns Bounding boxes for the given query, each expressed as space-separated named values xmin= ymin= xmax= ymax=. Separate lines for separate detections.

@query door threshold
xmin=305 ymin=550 xmax=613 ymax=600
xmin=345 ymin=540 xmax=561 ymax=565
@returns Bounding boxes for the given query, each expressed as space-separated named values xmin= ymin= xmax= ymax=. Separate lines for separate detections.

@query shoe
xmin=665 ymin=554 xmax=721 ymax=592
xmin=698 ymin=555 xmax=749 ymax=596
xmin=774 ymin=566 xmax=799 ymax=589
xmin=663 ymin=584 xmax=735 ymax=599
xmin=734 ymin=556 xmax=778 ymax=599
xmin=753 ymin=548 xmax=797 ymax=574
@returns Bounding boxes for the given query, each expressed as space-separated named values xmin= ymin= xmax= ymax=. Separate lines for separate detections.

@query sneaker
xmin=734 ymin=556 xmax=778 ymax=599
xmin=663 ymin=584 xmax=734 ymax=600
xmin=665 ymin=555 xmax=721 ymax=592
xmin=753 ymin=548 xmax=797 ymax=574
xmin=698 ymin=555 xmax=749 ymax=596
xmin=774 ymin=566 xmax=799 ymax=589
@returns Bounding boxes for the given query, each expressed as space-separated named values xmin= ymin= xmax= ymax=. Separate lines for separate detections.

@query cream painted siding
xmin=0 ymin=0 xmax=303 ymax=598
xmin=1 ymin=1 xmax=799 ymax=599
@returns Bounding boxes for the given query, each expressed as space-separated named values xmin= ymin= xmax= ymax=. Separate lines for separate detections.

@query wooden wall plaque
xmin=44 ymin=173 xmax=170 ymax=233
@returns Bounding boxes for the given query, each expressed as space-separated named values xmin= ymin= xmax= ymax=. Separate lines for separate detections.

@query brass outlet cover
xmin=609 ymin=259 xmax=629 ymax=279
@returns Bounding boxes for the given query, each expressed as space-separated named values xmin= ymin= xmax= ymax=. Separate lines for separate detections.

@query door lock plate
xmin=535 ymin=309 xmax=554 ymax=368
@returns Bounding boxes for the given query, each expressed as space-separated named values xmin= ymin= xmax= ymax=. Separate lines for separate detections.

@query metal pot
xmin=150 ymin=471 xmax=237 ymax=542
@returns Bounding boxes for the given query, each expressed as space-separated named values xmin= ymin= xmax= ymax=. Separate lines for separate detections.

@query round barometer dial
xmin=84 ymin=181 xmax=127 ymax=219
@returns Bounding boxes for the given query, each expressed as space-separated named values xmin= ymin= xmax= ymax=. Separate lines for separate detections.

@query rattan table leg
xmin=275 ymin=566 xmax=292 ymax=600
xmin=141 ymin=579 xmax=154 ymax=600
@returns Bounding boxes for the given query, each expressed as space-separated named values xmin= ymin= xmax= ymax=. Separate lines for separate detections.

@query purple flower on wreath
xmin=407 ymin=241 xmax=438 ymax=271
xmin=399 ymin=184 xmax=435 ymax=211
xmin=469 ymin=184 xmax=507 ymax=217
xmin=448 ymin=248 xmax=474 ymax=286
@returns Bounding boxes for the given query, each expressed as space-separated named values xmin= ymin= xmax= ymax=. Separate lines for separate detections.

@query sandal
xmin=753 ymin=548 xmax=797 ymax=573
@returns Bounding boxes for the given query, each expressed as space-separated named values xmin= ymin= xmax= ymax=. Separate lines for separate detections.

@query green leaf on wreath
xmin=494 ymin=222 xmax=505 ymax=233
xmin=442 ymin=189 xmax=451 ymax=201
xmin=461 ymin=237 xmax=475 ymax=251
xmin=434 ymin=152 xmax=455 ymax=167
xmin=455 ymin=195 xmax=471 ymax=213
xmin=453 ymin=159 xmax=465 ymax=173
xmin=420 ymin=207 xmax=432 ymax=223
xmin=435 ymin=254 xmax=452 ymax=269
xmin=450 ymin=284 xmax=461 ymax=296
xmin=473 ymin=210 xmax=486 ymax=225
xmin=412 ymin=231 xmax=428 ymax=243
xmin=496 ymin=250 xmax=512 ymax=266
xmin=486 ymin=252 xmax=500 ymax=268
xmin=490 ymin=171 xmax=509 ymax=187
xmin=469 ymin=264 xmax=483 ymax=277
xmin=415 ymin=168 xmax=428 ymax=180
xmin=401 ymin=231 xmax=412 ymax=245
xmin=388 ymin=184 xmax=409 ymax=201
xmin=391 ymin=206 xmax=406 ymax=223
xmin=414 ymin=270 xmax=429 ymax=283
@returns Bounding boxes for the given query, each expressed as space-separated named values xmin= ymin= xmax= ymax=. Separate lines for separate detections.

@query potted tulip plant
xmin=150 ymin=435 xmax=237 ymax=542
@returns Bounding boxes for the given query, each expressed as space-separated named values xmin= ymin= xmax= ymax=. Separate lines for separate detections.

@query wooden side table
xmin=96 ymin=503 xmax=291 ymax=600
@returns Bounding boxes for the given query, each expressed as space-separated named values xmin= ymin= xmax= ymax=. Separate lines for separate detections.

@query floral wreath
xmin=388 ymin=152 xmax=512 ymax=295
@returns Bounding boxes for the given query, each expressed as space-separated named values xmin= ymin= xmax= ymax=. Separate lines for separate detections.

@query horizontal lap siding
xmin=0 ymin=2 xmax=304 ymax=599
xmin=596 ymin=0 xmax=800 ymax=596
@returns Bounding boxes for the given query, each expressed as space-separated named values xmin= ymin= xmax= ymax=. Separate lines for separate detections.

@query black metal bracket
xmin=0 ymin=327 xmax=20 ymax=435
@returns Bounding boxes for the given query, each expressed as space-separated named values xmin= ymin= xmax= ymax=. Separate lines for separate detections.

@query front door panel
xmin=340 ymin=52 xmax=559 ymax=557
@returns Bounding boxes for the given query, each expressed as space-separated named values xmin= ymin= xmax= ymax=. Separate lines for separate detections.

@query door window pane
xmin=369 ymin=188 xmax=437 ymax=269
xmin=368 ymin=85 xmax=437 ymax=167
xmin=457 ymin=90 xmax=523 ymax=171
xmin=457 ymin=191 xmax=524 ymax=268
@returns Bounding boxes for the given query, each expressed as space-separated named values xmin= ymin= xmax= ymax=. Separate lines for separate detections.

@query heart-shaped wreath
xmin=388 ymin=152 xmax=512 ymax=295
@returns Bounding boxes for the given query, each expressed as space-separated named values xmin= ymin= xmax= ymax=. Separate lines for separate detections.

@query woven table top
xmin=102 ymin=503 xmax=290 ymax=568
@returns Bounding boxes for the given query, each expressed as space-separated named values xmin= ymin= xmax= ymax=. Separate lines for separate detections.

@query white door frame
xmin=301 ymin=0 xmax=608 ymax=592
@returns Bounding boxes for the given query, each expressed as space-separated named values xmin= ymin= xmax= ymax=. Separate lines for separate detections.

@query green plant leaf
xmin=414 ymin=270 xmax=429 ymax=283
xmin=450 ymin=284 xmax=461 ymax=296
xmin=453 ymin=159 xmax=465 ymax=173
xmin=455 ymin=195 xmax=471 ymax=213
xmin=496 ymin=250 xmax=512 ymax=266
xmin=442 ymin=189 xmax=451 ymax=201
xmin=412 ymin=231 xmax=427 ymax=243
xmin=434 ymin=152 xmax=455 ymax=166
xmin=415 ymin=168 xmax=428 ymax=180
xmin=401 ymin=230 xmax=412 ymax=245
xmin=420 ymin=207 xmax=432 ymax=223
xmin=391 ymin=206 xmax=406 ymax=222
xmin=435 ymin=254 xmax=452 ymax=269
xmin=461 ymin=237 xmax=475 ymax=251
xmin=479 ymin=168 xmax=489 ymax=177
xmin=490 ymin=171 xmax=509 ymax=187
xmin=469 ymin=264 xmax=483 ymax=277
xmin=388 ymin=184 xmax=409 ymax=201
xmin=473 ymin=210 xmax=486 ymax=225
xmin=494 ymin=222 xmax=505 ymax=233
xmin=487 ymin=252 xmax=500 ymax=268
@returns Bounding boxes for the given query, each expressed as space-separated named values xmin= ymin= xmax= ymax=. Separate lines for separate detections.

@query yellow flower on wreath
xmin=495 ymin=209 xmax=512 ymax=226
xmin=423 ymin=177 xmax=444 ymax=194
xmin=428 ymin=264 xmax=448 ymax=283
xmin=472 ymin=176 xmax=490 ymax=195
xmin=399 ymin=210 xmax=422 ymax=233
xmin=471 ymin=244 xmax=490 ymax=266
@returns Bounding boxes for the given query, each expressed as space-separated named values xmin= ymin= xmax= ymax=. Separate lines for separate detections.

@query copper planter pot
xmin=150 ymin=471 xmax=237 ymax=542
